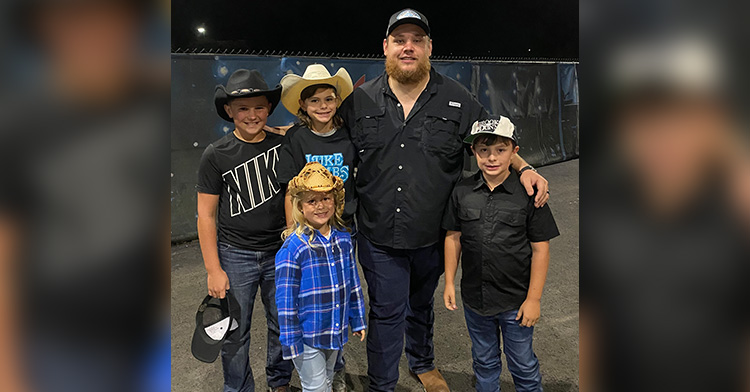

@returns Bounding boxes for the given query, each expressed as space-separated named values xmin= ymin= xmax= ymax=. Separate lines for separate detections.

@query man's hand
xmin=353 ymin=329 xmax=366 ymax=341
xmin=516 ymin=299 xmax=541 ymax=327
xmin=520 ymin=170 xmax=550 ymax=207
xmin=263 ymin=124 xmax=293 ymax=136
xmin=207 ymin=268 xmax=230 ymax=298
xmin=443 ymin=283 xmax=458 ymax=310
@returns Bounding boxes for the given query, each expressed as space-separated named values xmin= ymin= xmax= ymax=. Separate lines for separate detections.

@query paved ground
xmin=171 ymin=158 xmax=579 ymax=392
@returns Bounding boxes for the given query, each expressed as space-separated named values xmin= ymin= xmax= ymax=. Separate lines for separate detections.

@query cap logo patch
xmin=473 ymin=119 xmax=503 ymax=134
xmin=397 ymin=10 xmax=421 ymax=20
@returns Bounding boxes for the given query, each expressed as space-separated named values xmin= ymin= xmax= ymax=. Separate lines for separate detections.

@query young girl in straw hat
xmin=277 ymin=64 xmax=357 ymax=231
xmin=275 ymin=162 xmax=366 ymax=392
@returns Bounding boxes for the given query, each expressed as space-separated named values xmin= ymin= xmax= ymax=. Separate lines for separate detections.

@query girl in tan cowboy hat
xmin=275 ymin=162 xmax=366 ymax=392
xmin=277 ymin=64 xmax=358 ymax=235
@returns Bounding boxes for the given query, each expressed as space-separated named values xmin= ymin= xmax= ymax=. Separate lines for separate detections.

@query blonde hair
xmin=281 ymin=190 xmax=347 ymax=243
xmin=296 ymin=84 xmax=344 ymax=131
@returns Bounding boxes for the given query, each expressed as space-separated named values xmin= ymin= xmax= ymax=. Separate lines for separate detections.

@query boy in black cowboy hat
xmin=196 ymin=69 xmax=293 ymax=392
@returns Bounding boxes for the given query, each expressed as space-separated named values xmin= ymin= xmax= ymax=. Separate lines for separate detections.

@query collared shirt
xmin=339 ymin=68 xmax=487 ymax=249
xmin=275 ymin=227 xmax=367 ymax=359
xmin=442 ymin=170 xmax=560 ymax=315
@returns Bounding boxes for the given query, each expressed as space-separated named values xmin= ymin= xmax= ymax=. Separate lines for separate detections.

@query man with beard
xmin=338 ymin=8 xmax=550 ymax=392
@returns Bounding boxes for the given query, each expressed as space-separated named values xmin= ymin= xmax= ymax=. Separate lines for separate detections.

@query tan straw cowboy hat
xmin=288 ymin=162 xmax=345 ymax=217
xmin=280 ymin=64 xmax=353 ymax=115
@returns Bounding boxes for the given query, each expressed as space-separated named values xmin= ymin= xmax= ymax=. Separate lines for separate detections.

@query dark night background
xmin=171 ymin=0 xmax=578 ymax=59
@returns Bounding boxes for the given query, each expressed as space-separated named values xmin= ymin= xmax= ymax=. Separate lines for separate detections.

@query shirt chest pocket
xmin=458 ymin=207 xmax=482 ymax=233
xmin=422 ymin=108 xmax=463 ymax=156
xmin=493 ymin=210 xmax=526 ymax=238
xmin=354 ymin=107 xmax=386 ymax=150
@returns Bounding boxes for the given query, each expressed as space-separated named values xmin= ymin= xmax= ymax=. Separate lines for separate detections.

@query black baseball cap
xmin=191 ymin=292 xmax=241 ymax=363
xmin=386 ymin=8 xmax=430 ymax=37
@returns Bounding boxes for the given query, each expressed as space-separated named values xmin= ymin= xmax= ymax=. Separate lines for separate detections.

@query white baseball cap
xmin=464 ymin=116 xmax=517 ymax=144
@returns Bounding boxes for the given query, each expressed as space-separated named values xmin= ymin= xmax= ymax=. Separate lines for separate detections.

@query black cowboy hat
xmin=214 ymin=69 xmax=282 ymax=122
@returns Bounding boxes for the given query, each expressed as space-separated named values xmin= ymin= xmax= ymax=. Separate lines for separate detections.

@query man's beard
xmin=385 ymin=54 xmax=431 ymax=85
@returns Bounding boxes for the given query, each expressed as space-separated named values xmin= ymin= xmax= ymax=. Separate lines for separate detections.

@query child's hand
xmin=516 ymin=299 xmax=541 ymax=327
xmin=353 ymin=330 xmax=366 ymax=341
xmin=443 ymin=284 xmax=458 ymax=311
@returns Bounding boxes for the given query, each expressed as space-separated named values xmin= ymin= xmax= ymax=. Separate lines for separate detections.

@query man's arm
xmin=516 ymin=240 xmax=550 ymax=327
xmin=197 ymin=192 xmax=230 ymax=299
xmin=511 ymin=154 xmax=550 ymax=208
xmin=348 ymin=243 xmax=367 ymax=334
xmin=443 ymin=230 xmax=462 ymax=311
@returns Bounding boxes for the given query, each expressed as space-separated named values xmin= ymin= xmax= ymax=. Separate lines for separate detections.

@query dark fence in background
xmin=171 ymin=54 xmax=578 ymax=242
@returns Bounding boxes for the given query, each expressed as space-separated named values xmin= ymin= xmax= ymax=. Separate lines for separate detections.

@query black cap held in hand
xmin=191 ymin=291 xmax=241 ymax=363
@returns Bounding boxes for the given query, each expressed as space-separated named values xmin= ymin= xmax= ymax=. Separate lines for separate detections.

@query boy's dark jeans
xmin=218 ymin=242 xmax=293 ymax=392
xmin=357 ymin=236 xmax=443 ymax=392
xmin=463 ymin=306 xmax=543 ymax=392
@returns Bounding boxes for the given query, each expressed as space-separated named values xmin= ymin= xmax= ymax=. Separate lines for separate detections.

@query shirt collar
xmin=314 ymin=227 xmax=342 ymax=241
xmin=471 ymin=169 xmax=519 ymax=194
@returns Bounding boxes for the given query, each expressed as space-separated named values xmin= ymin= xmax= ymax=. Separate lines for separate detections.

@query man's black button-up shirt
xmin=339 ymin=68 xmax=486 ymax=249
xmin=442 ymin=170 xmax=560 ymax=315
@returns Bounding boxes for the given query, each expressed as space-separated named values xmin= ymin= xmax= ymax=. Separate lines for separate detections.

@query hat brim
xmin=214 ymin=85 xmax=282 ymax=123
xmin=463 ymin=131 xmax=517 ymax=144
xmin=279 ymin=68 xmax=353 ymax=116
xmin=387 ymin=19 xmax=430 ymax=37
xmin=191 ymin=322 xmax=224 ymax=363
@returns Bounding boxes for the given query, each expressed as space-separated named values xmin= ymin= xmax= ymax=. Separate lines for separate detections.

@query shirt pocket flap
xmin=355 ymin=107 xmax=386 ymax=119
xmin=425 ymin=107 xmax=462 ymax=124
xmin=354 ymin=107 xmax=386 ymax=149
xmin=458 ymin=207 xmax=482 ymax=221
xmin=496 ymin=210 xmax=524 ymax=226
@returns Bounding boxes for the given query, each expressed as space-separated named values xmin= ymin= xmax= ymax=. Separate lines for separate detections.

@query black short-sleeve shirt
xmin=339 ymin=68 xmax=488 ymax=249
xmin=442 ymin=170 xmax=560 ymax=315
xmin=276 ymin=124 xmax=358 ymax=222
xmin=197 ymin=132 xmax=285 ymax=251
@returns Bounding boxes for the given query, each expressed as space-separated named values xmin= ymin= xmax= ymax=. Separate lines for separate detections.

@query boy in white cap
xmin=442 ymin=117 xmax=559 ymax=392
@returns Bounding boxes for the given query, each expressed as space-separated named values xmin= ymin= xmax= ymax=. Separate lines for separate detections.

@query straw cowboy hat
xmin=288 ymin=162 xmax=345 ymax=217
xmin=214 ymin=69 xmax=282 ymax=122
xmin=280 ymin=64 xmax=353 ymax=115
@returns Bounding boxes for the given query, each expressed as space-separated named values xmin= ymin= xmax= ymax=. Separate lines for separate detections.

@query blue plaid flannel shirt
xmin=275 ymin=227 xmax=367 ymax=359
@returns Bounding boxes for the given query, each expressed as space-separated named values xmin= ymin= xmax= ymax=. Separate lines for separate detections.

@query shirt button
xmin=335 ymin=323 xmax=339 ymax=327
xmin=336 ymin=304 xmax=340 ymax=308
xmin=398 ymin=165 xmax=403 ymax=170
xmin=400 ymin=143 xmax=405 ymax=148
xmin=397 ymin=103 xmax=401 ymax=107
xmin=335 ymin=284 xmax=339 ymax=288
xmin=397 ymin=187 xmax=402 ymax=192
xmin=330 ymin=263 xmax=335 ymax=266
xmin=396 ymin=208 xmax=401 ymax=212
xmin=403 ymin=122 xmax=407 ymax=127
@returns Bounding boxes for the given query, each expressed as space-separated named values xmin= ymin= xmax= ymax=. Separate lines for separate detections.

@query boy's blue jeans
xmin=463 ymin=306 xmax=543 ymax=392
xmin=218 ymin=242 xmax=293 ymax=392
